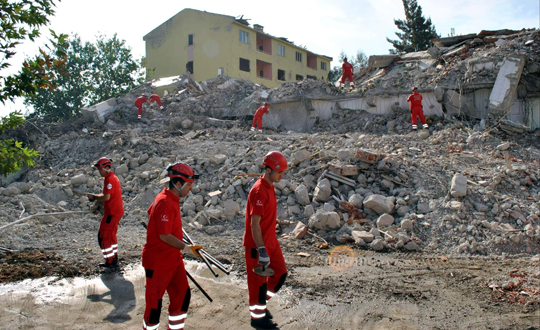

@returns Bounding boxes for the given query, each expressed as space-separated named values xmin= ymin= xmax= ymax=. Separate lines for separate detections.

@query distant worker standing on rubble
xmin=243 ymin=151 xmax=288 ymax=329
xmin=149 ymin=93 xmax=164 ymax=110
xmin=407 ymin=87 xmax=429 ymax=131
xmin=251 ymin=102 xmax=270 ymax=133
xmin=87 ymin=157 xmax=124 ymax=269
xmin=141 ymin=162 xmax=205 ymax=330
xmin=134 ymin=94 xmax=150 ymax=120
xmin=340 ymin=57 xmax=355 ymax=90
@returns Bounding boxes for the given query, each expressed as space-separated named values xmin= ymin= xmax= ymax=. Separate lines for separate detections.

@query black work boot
xmin=251 ymin=317 xmax=278 ymax=329
xmin=265 ymin=309 xmax=273 ymax=319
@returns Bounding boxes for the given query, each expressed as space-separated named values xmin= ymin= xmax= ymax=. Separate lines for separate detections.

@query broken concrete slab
xmin=488 ymin=55 xmax=526 ymax=115
xmin=81 ymin=98 xmax=118 ymax=123
xmin=368 ymin=55 xmax=399 ymax=69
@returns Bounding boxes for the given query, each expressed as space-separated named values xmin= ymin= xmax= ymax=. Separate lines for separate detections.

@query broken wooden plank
xmin=0 ymin=211 xmax=88 ymax=232
xmin=208 ymin=190 xmax=222 ymax=197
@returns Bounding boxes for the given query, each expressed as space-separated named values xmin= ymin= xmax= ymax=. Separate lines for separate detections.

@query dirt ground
xmin=1 ymin=240 xmax=539 ymax=330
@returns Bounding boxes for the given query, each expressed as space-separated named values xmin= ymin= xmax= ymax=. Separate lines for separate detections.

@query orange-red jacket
xmin=102 ymin=172 xmax=123 ymax=215
xmin=254 ymin=105 xmax=269 ymax=118
xmin=243 ymin=177 xmax=278 ymax=249
xmin=407 ymin=92 xmax=423 ymax=109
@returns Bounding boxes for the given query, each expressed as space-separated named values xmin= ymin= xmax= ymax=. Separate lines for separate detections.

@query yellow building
xmin=143 ymin=8 xmax=332 ymax=88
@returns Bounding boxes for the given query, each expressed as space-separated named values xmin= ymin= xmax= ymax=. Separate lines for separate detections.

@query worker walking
xmin=244 ymin=151 xmax=288 ymax=329
xmin=141 ymin=163 xmax=204 ymax=330
xmin=340 ymin=57 xmax=355 ymax=90
xmin=149 ymin=93 xmax=164 ymax=110
xmin=134 ymin=94 xmax=150 ymax=120
xmin=87 ymin=158 xmax=124 ymax=269
xmin=251 ymin=102 xmax=270 ymax=133
xmin=407 ymin=87 xmax=429 ymax=131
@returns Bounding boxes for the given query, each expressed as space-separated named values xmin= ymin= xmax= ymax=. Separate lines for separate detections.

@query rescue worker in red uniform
xmin=135 ymin=94 xmax=150 ymax=120
xmin=87 ymin=158 xmax=124 ymax=268
xmin=406 ymin=86 xmax=429 ymax=131
xmin=142 ymin=163 xmax=204 ymax=330
xmin=251 ymin=102 xmax=270 ymax=133
xmin=244 ymin=151 xmax=288 ymax=329
xmin=149 ymin=94 xmax=164 ymax=110
xmin=340 ymin=57 xmax=355 ymax=90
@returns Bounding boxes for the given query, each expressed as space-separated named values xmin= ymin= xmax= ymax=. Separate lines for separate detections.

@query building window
xmin=296 ymin=74 xmax=303 ymax=81
xmin=278 ymin=44 xmax=285 ymax=56
xmin=240 ymin=58 xmax=250 ymax=72
xmin=188 ymin=34 xmax=194 ymax=46
xmin=239 ymin=30 xmax=249 ymax=44
xmin=320 ymin=61 xmax=327 ymax=70
xmin=278 ymin=69 xmax=285 ymax=81
xmin=258 ymin=44 xmax=263 ymax=51
xmin=186 ymin=61 xmax=193 ymax=74
xmin=296 ymin=51 xmax=302 ymax=62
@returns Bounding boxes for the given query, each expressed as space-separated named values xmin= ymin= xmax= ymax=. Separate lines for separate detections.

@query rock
xmin=138 ymin=153 xmax=149 ymax=164
xmin=223 ymin=200 xmax=240 ymax=221
xmin=290 ymin=222 xmax=308 ymax=239
xmin=295 ymin=184 xmax=310 ymax=206
xmin=348 ymin=194 xmax=363 ymax=208
xmin=70 ymin=174 xmax=86 ymax=186
xmin=450 ymin=201 xmax=463 ymax=211
xmin=274 ymin=179 xmax=288 ymax=190
xmin=181 ymin=119 xmax=193 ymax=129
xmin=450 ymin=174 xmax=467 ymax=197
xmin=396 ymin=205 xmax=410 ymax=217
xmin=210 ymin=154 xmax=227 ymax=165
xmin=115 ymin=164 xmax=129 ymax=175
xmin=417 ymin=201 xmax=431 ymax=214
xmin=129 ymin=158 xmax=140 ymax=169
xmin=352 ymin=230 xmax=374 ymax=243
xmin=286 ymin=196 xmax=296 ymax=206
xmin=363 ymin=194 xmax=394 ymax=214
xmin=337 ymin=149 xmax=350 ymax=161
xmin=205 ymin=225 xmax=225 ymax=235
xmin=291 ymin=149 xmax=311 ymax=166
xmin=183 ymin=200 xmax=196 ymax=213
xmin=314 ymin=178 xmax=332 ymax=202
xmin=3 ymin=186 xmax=20 ymax=196
xmin=474 ymin=202 xmax=488 ymax=212
xmin=404 ymin=241 xmax=420 ymax=251
xmin=323 ymin=202 xmax=335 ymax=212
xmin=288 ymin=204 xmax=301 ymax=215
xmin=376 ymin=213 xmax=394 ymax=227
xmin=304 ymin=205 xmax=315 ymax=218
xmin=418 ymin=130 xmax=430 ymax=139
xmin=308 ymin=211 xmax=341 ymax=231
xmin=401 ymin=219 xmax=413 ymax=232
xmin=354 ymin=237 xmax=366 ymax=246
xmin=496 ymin=142 xmax=510 ymax=151
xmin=370 ymin=238 xmax=385 ymax=251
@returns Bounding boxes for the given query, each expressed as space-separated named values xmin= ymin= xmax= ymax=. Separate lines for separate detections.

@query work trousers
xmin=150 ymin=98 xmax=163 ymax=107
xmin=411 ymin=106 xmax=427 ymax=129
xmin=98 ymin=213 xmax=122 ymax=264
xmin=245 ymin=245 xmax=287 ymax=320
xmin=341 ymin=72 xmax=354 ymax=87
xmin=252 ymin=116 xmax=263 ymax=130
xmin=143 ymin=262 xmax=191 ymax=330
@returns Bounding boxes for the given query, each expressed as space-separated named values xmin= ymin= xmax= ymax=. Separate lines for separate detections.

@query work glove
xmin=257 ymin=246 xmax=270 ymax=268
xmin=187 ymin=245 xmax=204 ymax=257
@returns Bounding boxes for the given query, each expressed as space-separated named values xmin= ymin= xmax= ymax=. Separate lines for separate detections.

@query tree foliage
xmin=24 ymin=33 xmax=144 ymax=121
xmin=0 ymin=112 xmax=39 ymax=176
xmin=0 ymin=0 xmax=64 ymax=176
xmin=327 ymin=50 xmax=368 ymax=84
xmin=0 ymin=0 xmax=68 ymax=103
xmin=386 ymin=0 xmax=438 ymax=54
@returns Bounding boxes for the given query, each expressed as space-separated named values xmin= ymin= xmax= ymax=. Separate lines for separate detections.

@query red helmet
xmin=166 ymin=163 xmax=199 ymax=182
xmin=264 ymin=102 xmax=270 ymax=107
xmin=94 ymin=157 xmax=112 ymax=169
xmin=263 ymin=151 xmax=288 ymax=171
xmin=412 ymin=86 xmax=418 ymax=92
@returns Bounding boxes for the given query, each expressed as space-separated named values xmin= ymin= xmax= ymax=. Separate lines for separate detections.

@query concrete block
xmin=81 ymin=98 xmax=118 ymax=123
xmin=368 ymin=55 xmax=399 ymax=69
xmin=489 ymin=55 xmax=526 ymax=114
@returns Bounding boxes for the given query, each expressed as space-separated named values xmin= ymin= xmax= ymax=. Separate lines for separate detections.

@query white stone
xmin=348 ymin=194 xmax=363 ymax=208
xmin=70 ymin=174 xmax=86 ymax=186
xmin=223 ymin=200 xmax=240 ymax=221
xmin=308 ymin=211 xmax=341 ymax=231
xmin=401 ymin=219 xmax=414 ymax=232
xmin=323 ymin=202 xmax=335 ymax=212
xmin=451 ymin=174 xmax=467 ymax=197
xmin=314 ymin=178 xmax=332 ymax=202
xmin=370 ymin=238 xmax=385 ymax=251
xmin=352 ymin=230 xmax=374 ymax=243
xmin=363 ymin=194 xmax=394 ymax=214
xmin=295 ymin=184 xmax=310 ymax=206
xmin=337 ymin=149 xmax=350 ymax=161
xmin=291 ymin=149 xmax=311 ymax=166
xmin=304 ymin=205 xmax=315 ymax=218
xmin=376 ymin=213 xmax=394 ymax=227
xmin=181 ymin=119 xmax=193 ymax=129
xmin=115 ymin=164 xmax=129 ymax=175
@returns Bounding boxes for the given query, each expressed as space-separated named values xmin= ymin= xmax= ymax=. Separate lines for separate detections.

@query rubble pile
xmin=1 ymin=96 xmax=539 ymax=262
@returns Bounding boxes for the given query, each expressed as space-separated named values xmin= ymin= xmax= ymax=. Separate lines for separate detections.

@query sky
xmin=1 ymin=0 xmax=539 ymax=117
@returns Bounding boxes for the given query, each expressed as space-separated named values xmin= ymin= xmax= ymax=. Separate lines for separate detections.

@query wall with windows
xmin=143 ymin=8 xmax=332 ymax=88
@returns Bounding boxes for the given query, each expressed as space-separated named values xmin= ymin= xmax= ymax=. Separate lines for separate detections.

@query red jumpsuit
xmin=149 ymin=94 xmax=163 ymax=108
xmin=142 ymin=188 xmax=191 ymax=330
xmin=134 ymin=96 xmax=149 ymax=120
xmin=406 ymin=92 xmax=428 ymax=130
xmin=341 ymin=62 xmax=354 ymax=87
xmin=252 ymin=105 xmax=269 ymax=130
xmin=99 ymin=172 xmax=124 ymax=265
xmin=243 ymin=177 xmax=287 ymax=321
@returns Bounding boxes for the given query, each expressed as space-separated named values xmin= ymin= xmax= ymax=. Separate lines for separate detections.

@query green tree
xmin=386 ymin=0 xmax=438 ymax=54
xmin=24 ymin=33 xmax=144 ymax=121
xmin=0 ymin=0 xmax=66 ymax=176
xmin=327 ymin=50 xmax=368 ymax=84
xmin=0 ymin=112 xmax=39 ymax=175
